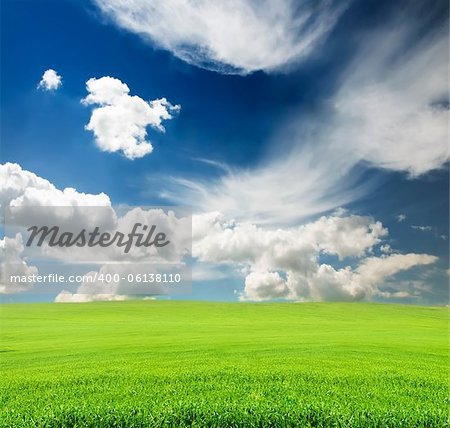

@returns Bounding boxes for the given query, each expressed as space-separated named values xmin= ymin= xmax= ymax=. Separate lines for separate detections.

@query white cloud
xmin=0 ymin=163 xmax=190 ymax=297
xmin=0 ymin=162 xmax=115 ymax=233
xmin=14 ymin=206 xmax=189 ymax=266
xmin=192 ymin=211 xmax=437 ymax=302
xmin=161 ymin=145 xmax=369 ymax=226
xmin=192 ymin=212 xmax=386 ymax=267
xmin=380 ymin=244 xmax=392 ymax=254
xmin=0 ymin=234 xmax=38 ymax=294
xmin=0 ymin=162 xmax=111 ymax=209
xmin=0 ymin=163 xmax=116 ymax=294
xmin=82 ymin=76 xmax=180 ymax=159
xmin=55 ymin=290 xmax=128 ymax=302
xmin=397 ymin=214 xmax=406 ymax=222
xmin=162 ymin=15 xmax=448 ymax=225
xmin=0 ymin=163 xmax=441 ymax=303
xmin=0 ymin=162 xmax=54 ymax=205
xmin=241 ymin=253 xmax=437 ymax=302
xmin=355 ymin=253 xmax=437 ymax=284
xmin=332 ymin=24 xmax=448 ymax=177
xmin=411 ymin=225 xmax=433 ymax=232
xmin=303 ymin=215 xmax=387 ymax=260
xmin=93 ymin=0 xmax=347 ymax=74
xmin=244 ymin=271 xmax=289 ymax=300
xmin=192 ymin=212 xmax=407 ymax=302
xmin=53 ymin=260 xmax=182 ymax=301
xmin=38 ymin=69 xmax=62 ymax=91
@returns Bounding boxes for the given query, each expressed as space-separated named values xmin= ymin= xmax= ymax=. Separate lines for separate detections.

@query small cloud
xmin=55 ymin=291 xmax=128 ymax=302
xmin=82 ymin=76 xmax=180 ymax=160
xmin=38 ymin=69 xmax=62 ymax=91
xmin=192 ymin=158 xmax=231 ymax=174
xmin=411 ymin=225 xmax=433 ymax=232
xmin=440 ymin=235 xmax=448 ymax=241
xmin=333 ymin=207 xmax=348 ymax=217
xmin=380 ymin=244 xmax=392 ymax=254
xmin=397 ymin=214 xmax=406 ymax=222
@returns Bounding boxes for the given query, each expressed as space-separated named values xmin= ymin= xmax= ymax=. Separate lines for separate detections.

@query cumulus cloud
xmin=0 ymin=163 xmax=190 ymax=297
xmin=192 ymin=211 xmax=437 ymax=302
xmin=82 ymin=76 xmax=180 ymax=159
xmin=192 ymin=212 xmax=386 ymax=268
xmin=37 ymin=69 xmax=62 ymax=91
xmin=244 ymin=271 xmax=289 ymax=301
xmin=242 ymin=253 xmax=437 ymax=302
xmin=0 ymin=234 xmax=38 ymax=294
xmin=12 ymin=206 xmax=189 ymax=267
xmin=303 ymin=214 xmax=387 ymax=260
xmin=0 ymin=167 xmax=187 ymax=266
xmin=0 ymin=162 xmax=115 ymax=294
xmin=0 ymin=162 xmax=115 ymax=232
xmin=0 ymin=163 xmax=441 ymax=303
xmin=162 ymin=12 xmax=448 ymax=225
xmin=0 ymin=162 xmax=111 ymax=209
xmin=93 ymin=0 xmax=347 ymax=74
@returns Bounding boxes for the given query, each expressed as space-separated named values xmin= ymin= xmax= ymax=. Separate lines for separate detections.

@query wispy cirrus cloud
xmin=161 ymin=11 xmax=448 ymax=226
xmin=331 ymin=23 xmax=449 ymax=177
xmin=160 ymin=143 xmax=370 ymax=226
xmin=92 ymin=0 xmax=348 ymax=74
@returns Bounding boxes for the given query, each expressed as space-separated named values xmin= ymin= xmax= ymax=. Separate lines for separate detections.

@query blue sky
xmin=1 ymin=0 xmax=448 ymax=304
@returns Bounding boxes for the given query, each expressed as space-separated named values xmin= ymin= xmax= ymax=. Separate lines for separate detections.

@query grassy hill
xmin=0 ymin=301 xmax=448 ymax=427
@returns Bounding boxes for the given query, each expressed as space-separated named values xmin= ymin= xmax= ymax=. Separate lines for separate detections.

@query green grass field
xmin=0 ymin=301 xmax=448 ymax=427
